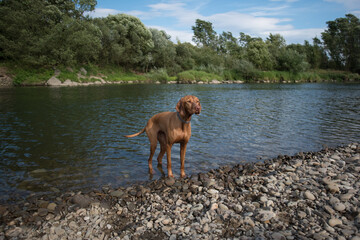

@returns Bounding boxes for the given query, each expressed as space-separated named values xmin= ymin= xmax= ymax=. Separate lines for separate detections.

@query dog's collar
xmin=177 ymin=111 xmax=191 ymax=124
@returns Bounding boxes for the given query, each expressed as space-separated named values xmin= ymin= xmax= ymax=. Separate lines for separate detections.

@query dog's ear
xmin=176 ymin=97 xmax=184 ymax=115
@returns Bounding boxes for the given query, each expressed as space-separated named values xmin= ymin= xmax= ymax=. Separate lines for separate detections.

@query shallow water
xmin=1 ymin=83 xmax=359 ymax=202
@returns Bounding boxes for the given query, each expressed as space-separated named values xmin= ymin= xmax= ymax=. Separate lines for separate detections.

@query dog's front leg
xmin=180 ymin=142 xmax=188 ymax=178
xmin=166 ymin=144 xmax=174 ymax=178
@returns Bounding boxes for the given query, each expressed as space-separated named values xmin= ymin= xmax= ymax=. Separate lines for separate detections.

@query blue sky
xmin=90 ymin=0 xmax=360 ymax=44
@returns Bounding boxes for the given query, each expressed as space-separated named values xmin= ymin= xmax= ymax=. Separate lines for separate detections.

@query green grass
xmin=2 ymin=61 xmax=359 ymax=85
xmin=177 ymin=70 xmax=223 ymax=83
xmin=11 ymin=67 xmax=53 ymax=86
xmin=243 ymin=70 xmax=360 ymax=83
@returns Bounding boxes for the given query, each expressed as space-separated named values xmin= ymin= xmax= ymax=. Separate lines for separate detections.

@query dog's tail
xmin=124 ymin=127 xmax=146 ymax=138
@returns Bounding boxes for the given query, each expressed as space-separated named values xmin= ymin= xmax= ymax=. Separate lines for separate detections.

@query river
xmin=1 ymin=83 xmax=359 ymax=202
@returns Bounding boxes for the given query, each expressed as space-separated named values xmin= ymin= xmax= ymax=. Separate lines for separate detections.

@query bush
xmin=146 ymin=69 xmax=169 ymax=83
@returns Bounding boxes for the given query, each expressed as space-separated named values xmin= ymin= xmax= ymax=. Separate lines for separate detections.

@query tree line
xmin=1 ymin=0 xmax=359 ymax=80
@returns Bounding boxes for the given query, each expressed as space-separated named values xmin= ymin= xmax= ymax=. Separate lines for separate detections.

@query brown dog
xmin=125 ymin=95 xmax=201 ymax=178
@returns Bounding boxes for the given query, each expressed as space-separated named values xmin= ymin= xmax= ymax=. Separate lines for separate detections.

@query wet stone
xmin=165 ymin=177 xmax=175 ymax=186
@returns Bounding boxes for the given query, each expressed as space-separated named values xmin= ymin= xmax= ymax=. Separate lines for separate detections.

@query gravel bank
xmin=1 ymin=143 xmax=359 ymax=240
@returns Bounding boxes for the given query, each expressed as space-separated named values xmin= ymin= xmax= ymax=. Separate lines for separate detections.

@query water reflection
xmin=0 ymin=83 xmax=359 ymax=202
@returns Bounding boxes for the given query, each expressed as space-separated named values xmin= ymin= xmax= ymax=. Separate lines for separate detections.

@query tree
xmin=246 ymin=39 xmax=273 ymax=70
xmin=148 ymin=28 xmax=176 ymax=71
xmin=103 ymin=14 xmax=154 ymax=68
xmin=192 ymin=19 xmax=217 ymax=50
xmin=218 ymin=31 xmax=242 ymax=57
xmin=266 ymin=33 xmax=286 ymax=68
xmin=0 ymin=0 xmax=99 ymax=65
xmin=322 ymin=14 xmax=360 ymax=72
xmin=277 ymin=48 xmax=309 ymax=73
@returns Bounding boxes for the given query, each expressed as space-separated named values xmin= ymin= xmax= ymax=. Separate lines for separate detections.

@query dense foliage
xmin=1 ymin=0 xmax=359 ymax=80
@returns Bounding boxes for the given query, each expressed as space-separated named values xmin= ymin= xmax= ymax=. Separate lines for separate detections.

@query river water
xmin=1 ymin=83 xmax=359 ymax=202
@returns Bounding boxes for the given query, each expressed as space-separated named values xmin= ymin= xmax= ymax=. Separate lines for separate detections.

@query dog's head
xmin=176 ymin=95 xmax=201 ymax=116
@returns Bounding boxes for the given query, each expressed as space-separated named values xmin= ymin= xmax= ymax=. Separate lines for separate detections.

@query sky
xmin=89 ymin=0 xmax=360 ymax=44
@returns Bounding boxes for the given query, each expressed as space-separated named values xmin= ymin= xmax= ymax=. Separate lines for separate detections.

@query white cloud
xmin=88 ymin=8 xmax=121 ymax=18
xmin=262 ymin=28 xmax=325 ymax=44
xmin=325 ymin=0 xmax=360 ymax=10
xmin=206 ymin=11 xmax=293 ymax=34
xmin=149 ymin=25 xmax=194 ymax=43
xmin=89 ymin=1 xmax=327 ymax=44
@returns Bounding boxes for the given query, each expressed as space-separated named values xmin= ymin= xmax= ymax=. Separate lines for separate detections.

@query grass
xmin=10 ymin=67 xmax=53 ymax=86
xmin=177 ymin=70 xmax=223 ymax=83
xmin=2 ymin=61 xmax=359 ymax=85
xmin=243 ymin=70 xmax=360 ymax=83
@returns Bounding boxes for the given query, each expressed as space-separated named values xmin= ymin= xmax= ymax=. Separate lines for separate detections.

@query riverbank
xmin=1 ymin=64 xmax=359 ymax=87
xmin=1 ymin=143 xmax=359 ymax=239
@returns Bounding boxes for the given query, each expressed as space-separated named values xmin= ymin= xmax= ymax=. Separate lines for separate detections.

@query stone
xmin=147 ymin=221 xmax=153 ymax=229
xmin=257 ymin=210 xmax=276 ymax=222
xmin=38 ymin=208 xmax=48 ymax=217
xmin=324 ymin=205 xmax=336 ymax=215
xmin=80 ymin=67 xmax=87 ymax=76
xmin=47 ymin=203 xmax=57 ymax=211
xmin=298 ymin=211 xmax=307 ymax=219
xmin=244 ymin=217 xmax=255 ymax=227
xmin=327 ymin=182 xmax=340 ymax=193
xmin=69 ymin=221 xmax=78 ymax=230
xmin=47 ymin=77 xmax=62 ymax=86
xmin=192 ymin=204 xmax=204 ymax=212
xmin=271 ymin=232 xmax=286 ymax=240
xmin=165 ymin=177 xmax=175 ymax=186
xmin=207 ymin=189 xmax=219 ymax=196
xmin=340 ymin=193 xmax=353 ymax=201
xmin=211 ymin=79 xmax=221 ymax=84
xmin=328 ymin=218 xmax=342 ymax=227
xmin=5 ymin=227 xmax=22 ymax=238
xmin=304 ymin=191 xmax=316 ymax=200
xmin=72 ymin=195 xmax=92 ymax=208
xmin=218 ymin=203 xmax=229 ymax=211
xmin=284 ymin=166 xmax=296 ymax=172
xmin=110 ymin=190 xmax=124 ymax=198
xmin=210 ymin=203 xmax=218 ymax=211
xmin=203 ymin=224 xmax=210 ymax=233
xmin=162 ymin=219 xmax=171 ymax=225
xmin=333 ymin=202 xmax=346 ymax=211
xmin=234 ymin=204 xmax=243 ymax=213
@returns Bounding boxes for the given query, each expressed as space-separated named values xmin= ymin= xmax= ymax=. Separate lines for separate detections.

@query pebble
xmin=272 ymin=232 xmax=286 ymax=240
xmin=327 ymin=182 xmax=340 ymax=193
xmin=304 ymin=190 xmax=316 ymax=200
xmin=257 ymin=210 xmax=276 ymax=222
xmin=333 ymin=202 xmax=346 ymax=212
xmin=165 ymin=177 xmax=175 ymax=186
xmin=110 ymin=190 xmax=124 ymax=198
xmin=191 ymin=204 xmax=203 ymax=212
xmin=47 ymin=203 xmax=57 ymax=211
xmin=340 ymin=193 xmax=353 ymax=201
xmin=328 ymin=218 xmax=342 ymax=227
xmin=1 ymin=143 xmax=359 ymax=240
xmin=210 ymin=203 xmax=218 ymax=211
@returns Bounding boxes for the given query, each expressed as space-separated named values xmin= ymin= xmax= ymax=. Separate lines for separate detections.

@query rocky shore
xmin=1 ymin=143 xmax=359 ymax=240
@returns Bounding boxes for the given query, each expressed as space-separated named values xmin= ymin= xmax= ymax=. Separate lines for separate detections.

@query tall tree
xmin=192 ymin=19 xmax=217 ymax=50
xmin=322 ymin=14 xmax=360 ymax=72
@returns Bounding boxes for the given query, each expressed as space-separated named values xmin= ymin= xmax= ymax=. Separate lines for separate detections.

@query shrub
xmin=147 ymin=69 xmax=169 ymax=83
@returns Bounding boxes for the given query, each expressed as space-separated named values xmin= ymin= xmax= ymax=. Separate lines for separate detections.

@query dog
xmin=125 ymin=95 xmax=201 ymax=178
